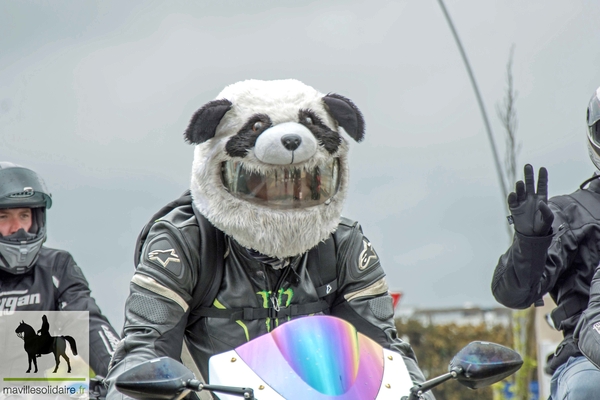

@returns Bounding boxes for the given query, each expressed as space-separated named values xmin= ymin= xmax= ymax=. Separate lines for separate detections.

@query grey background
xmin=1 ymin=0 xmax=600 ymax=331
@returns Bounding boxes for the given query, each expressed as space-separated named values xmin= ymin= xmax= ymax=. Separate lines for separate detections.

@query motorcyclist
xmin=575 ymin=88 xmax=600 ymax=374
xmin=104 ymin=79 xmax=434 ymax=399
xmin=491 ymin=86 xmax=600 ymax=399
xmin=0 ymin=161 xmax=120 ymax=378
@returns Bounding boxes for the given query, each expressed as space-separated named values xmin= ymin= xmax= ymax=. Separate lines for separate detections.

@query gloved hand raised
xmin=507 ymin=164 xmax=554 ymax=236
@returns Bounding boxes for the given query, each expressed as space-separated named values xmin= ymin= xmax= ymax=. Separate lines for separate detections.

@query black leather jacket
xmin=492 ymin=178 xmax=600 ymax=353
xmin=0 ymin=247 xmax=120 ymax=376
xmin=105 ymin=204 xmax=433 ymax=399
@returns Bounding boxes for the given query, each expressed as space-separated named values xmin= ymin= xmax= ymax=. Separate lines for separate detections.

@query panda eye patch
xmin=252 ymin=121 xmax=263 ymax=132
xmin=299 ymin=109 xmax=321 ymax=126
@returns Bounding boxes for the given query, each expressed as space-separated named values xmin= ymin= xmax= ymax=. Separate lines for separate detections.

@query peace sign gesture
xmin=507 ymin=164 xmax=554 ymax=236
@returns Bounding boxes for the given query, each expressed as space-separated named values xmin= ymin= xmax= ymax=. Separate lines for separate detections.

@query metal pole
xmin=436 ymin=0 xmax=508 ymax=200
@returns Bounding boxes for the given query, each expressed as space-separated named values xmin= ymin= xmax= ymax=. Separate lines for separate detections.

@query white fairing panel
xmin=209 ymin=349 xmax=285 ymax=400
xmin=378 ymin=348 xmax=415 ymax=399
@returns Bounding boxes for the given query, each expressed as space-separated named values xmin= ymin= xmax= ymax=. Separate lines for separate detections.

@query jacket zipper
xmin=270 ymin=266 xmax=291 ymax=315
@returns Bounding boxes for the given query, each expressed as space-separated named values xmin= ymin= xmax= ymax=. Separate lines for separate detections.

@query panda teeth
xmin=221 ymin=158 xmax=340 ymax=208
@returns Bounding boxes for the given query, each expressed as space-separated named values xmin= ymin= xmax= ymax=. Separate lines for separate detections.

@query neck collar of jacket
xmin=583 ymin=173 xmax=600 ymax=192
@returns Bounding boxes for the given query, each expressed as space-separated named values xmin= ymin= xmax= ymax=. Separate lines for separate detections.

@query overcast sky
xmin=2 ymin=0 xmax=600 ymax=330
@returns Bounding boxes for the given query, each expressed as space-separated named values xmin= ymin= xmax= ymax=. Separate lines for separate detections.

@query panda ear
xmin=184 ymin=99 xmax=233 ymax=144
xmin=322 ymin=93 xmax=365 ymax=142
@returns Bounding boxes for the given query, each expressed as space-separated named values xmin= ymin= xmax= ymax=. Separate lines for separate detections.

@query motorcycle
xmin=116 ymin=315 xmax=522 ymax=400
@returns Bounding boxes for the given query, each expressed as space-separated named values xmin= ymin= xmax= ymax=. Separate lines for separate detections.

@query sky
xmin=1 ymin=0 xmax=600 ymax=330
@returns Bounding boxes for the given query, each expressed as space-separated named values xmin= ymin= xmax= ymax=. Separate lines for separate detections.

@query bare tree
xmin=496 ymin=46 xmax=536 ymax=400
xmin=436 ymin=3 xmax=517 ymax=397
xmin=497 ymin=45 xmax=521 ymax=193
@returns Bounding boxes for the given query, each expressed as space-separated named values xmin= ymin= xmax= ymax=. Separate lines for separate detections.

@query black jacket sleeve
xmin=104 ymin=219 xmax=197 ymax=400
xmin=331 ymin=220 xmax=435 ymax=400
xmin=53 ymin=251 xmax=121 ymax=377
xmin=491 ymin=201 xmax=576 ymax=309
xmin=576 ymin=268 xmax=600 ymax=368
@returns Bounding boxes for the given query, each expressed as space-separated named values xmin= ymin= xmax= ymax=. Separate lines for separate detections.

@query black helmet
xmin=0 ymin=162 xmax=52 ymax=274
xmin=586 ymin=87 xmax=600 ymax=169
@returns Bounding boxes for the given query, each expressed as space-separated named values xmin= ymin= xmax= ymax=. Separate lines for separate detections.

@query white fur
xmin=190 ymin=79 xmax=351 ymax=258
xmin=213 ymin=80 xmax=338 ymax=139
xmin=254 ymin=122 xmax=317 ymax=165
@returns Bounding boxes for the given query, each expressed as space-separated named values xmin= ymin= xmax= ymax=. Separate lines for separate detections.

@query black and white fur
xmin=185 ymin=79 xmax=364 ymax=258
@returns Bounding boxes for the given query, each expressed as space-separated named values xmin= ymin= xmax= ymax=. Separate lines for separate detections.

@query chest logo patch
xmin=148 ymin=249 xmax=180 ymax=267
xmin=0 ymin=290 xmax=42 ymax=315
xmin=593 ymin=322 xmax=600 ymax=335
xmin=359 ymin=239 xmax=379 ymax=270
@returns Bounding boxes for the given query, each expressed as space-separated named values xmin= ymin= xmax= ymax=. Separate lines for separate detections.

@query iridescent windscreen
xmin=234 ymin=315 xmax=384 ymax=399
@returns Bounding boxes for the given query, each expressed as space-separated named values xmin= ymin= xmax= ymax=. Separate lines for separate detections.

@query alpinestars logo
xmin=359 ymin=239 xmax=379 ymax=270
xmin=148 ymin=249 xmax=180 ymax=267
xmin=593 ymin=322 xmax=600 ymax=335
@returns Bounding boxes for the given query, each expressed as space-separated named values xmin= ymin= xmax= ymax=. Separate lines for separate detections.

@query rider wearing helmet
xmin=491 ymin=87 xmax=600 ymax=400
xmin=0 ymin=162 xmax=120 ymax=377
xmin=0 ymin=162 xmax=53 ymax=275
xmin=577 ymin=88 xmax=600 ymax=370
xmin=105 ymin=80 xmax=434 ymax=400
xmin=586 ymin=87 xmax=600 ymax=169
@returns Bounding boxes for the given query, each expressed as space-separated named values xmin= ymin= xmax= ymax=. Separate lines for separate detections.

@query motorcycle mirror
xmin=115 ymin=357 xmax=195 ymax=400
xmin=450 ymin=341 xmax=523 ymax=389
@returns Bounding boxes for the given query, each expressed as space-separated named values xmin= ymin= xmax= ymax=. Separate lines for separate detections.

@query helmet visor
xmin=221 ymin=159 xmax=340 ymax=209
xmin=589 ymin=89 xmax=600 ymax=127
xmin=591 ymin=122 xmax=600 ymax=148
xmin=0 ymin=166 xmax=52 ymax=209
xmin=588 ymin=94 xmax=600 ymax=147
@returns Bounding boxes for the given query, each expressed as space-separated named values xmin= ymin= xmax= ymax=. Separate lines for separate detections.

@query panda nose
xmin=281 ymin=134 xmax=302 ymax=151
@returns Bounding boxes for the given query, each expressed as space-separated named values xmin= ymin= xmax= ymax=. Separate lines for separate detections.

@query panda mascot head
xmin=185 ymin=79 xmax=365 ymax=259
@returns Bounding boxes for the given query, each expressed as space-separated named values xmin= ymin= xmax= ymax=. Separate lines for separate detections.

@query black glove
xmin=507 ymin=164 xmax=554 ymax=236
xmin=544 ymin=335 xmax=582 ymax=375
xmin=89 ymin=376 xmax=107 ymax=400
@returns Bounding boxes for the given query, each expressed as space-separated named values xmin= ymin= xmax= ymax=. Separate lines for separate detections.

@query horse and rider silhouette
xmin=15 ymin=315 xmax=78 ymax=373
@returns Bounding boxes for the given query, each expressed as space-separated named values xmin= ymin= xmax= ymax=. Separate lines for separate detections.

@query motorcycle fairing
xmin=208 ymin=315 xmax=413 ymax=399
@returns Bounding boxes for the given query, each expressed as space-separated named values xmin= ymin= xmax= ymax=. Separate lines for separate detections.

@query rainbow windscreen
xmin=235 ymin=315 xmax=385 ymax=399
